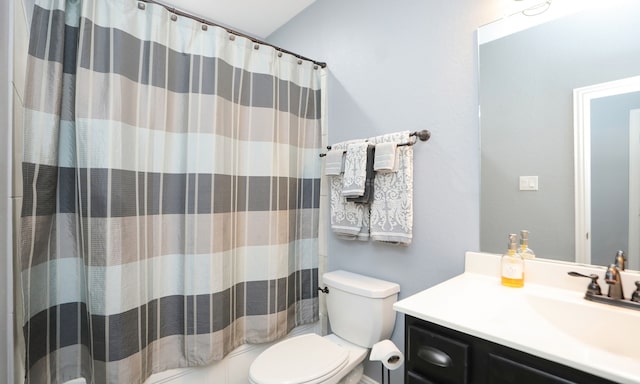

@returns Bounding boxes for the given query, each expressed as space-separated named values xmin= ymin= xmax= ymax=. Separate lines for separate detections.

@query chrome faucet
xmin=606 ymin=250 xmax=627 ymax=300
xmin=568 ymin=250 xmax=640 ymax=311
xmin=615 ymin=250 xmax=626 ymax=271
xmin=604 ymin=263 xmax=624 ymax=300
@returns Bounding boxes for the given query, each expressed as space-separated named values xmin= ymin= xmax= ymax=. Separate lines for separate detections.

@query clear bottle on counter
xmin=501 ymin=233 xmax=524 ymax=288
xmin=519 ymin=230 xmax=536 ymax=259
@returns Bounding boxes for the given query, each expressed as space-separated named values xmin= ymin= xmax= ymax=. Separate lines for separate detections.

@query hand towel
xmin=342 ymin=142 xmax=369 ymax=197
xmin=328 ymin=141 xmax=370 ymax=241
xmin=374 ymin=142 xmax=398 ymax=173
xmin=347 ymin=144 xmax=375 ymax=204
xmin=324 ymin=149 xmax=345 ymax=176
xmin=369 ymin=131 xmax=413 ymax=245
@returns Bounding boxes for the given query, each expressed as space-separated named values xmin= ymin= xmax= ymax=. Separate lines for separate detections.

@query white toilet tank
xmin=322 ymin=270 xmax=400 ymax=348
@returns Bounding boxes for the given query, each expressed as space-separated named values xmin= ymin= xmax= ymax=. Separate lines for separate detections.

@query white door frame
xmin=574 ymin=75 xmax=640 ymax=265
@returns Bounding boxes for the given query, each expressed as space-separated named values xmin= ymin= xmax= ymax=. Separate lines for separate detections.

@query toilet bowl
xmin=248 ymin=334 xmax=367 ymax=384
xmin=248 ymin=270 xmax=400 ymax=384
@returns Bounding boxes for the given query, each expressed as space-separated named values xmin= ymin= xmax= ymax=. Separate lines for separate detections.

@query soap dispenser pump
xmin=518 ymin=230 xmax=536 ymax=259
xmin=501 ymin=233 xmax=524 ymax=288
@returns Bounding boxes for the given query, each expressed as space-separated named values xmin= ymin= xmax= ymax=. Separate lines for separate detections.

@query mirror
xmin=574 ymin=79 xmax=640 ymax=268
xmin=479 ymin=1 xmax=640 ymax=267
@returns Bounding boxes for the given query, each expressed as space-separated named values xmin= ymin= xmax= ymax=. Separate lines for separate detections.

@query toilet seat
xmin=249 ymin=333 xmax=350 ymax=384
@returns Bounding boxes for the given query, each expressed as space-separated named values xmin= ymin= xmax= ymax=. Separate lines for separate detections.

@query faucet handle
xmin=568 ymin=271 xmax=602 ymax=296
xmin=632 ymin=281 xmax=640 ymax=303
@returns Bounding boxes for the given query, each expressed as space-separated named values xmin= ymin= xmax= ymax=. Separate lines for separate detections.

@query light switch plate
xmin=519 ymin=176 xmax=538 ymax=191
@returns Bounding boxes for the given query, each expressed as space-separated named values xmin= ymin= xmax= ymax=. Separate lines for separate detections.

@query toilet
xmin=249 ymin=270 xmax=400 ymax=384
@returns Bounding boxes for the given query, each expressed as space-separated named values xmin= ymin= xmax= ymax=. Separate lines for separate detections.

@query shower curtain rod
xmin=138 ymin=0 xmax=327 ymax=68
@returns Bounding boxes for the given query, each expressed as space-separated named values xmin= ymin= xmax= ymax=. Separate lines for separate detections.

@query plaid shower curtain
xmin=19 ymin=0 xmax=323 ymax=383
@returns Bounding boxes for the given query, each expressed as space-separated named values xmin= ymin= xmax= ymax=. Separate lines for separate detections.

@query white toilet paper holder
xmin=369 ymin=339 xmax=404 ymax=384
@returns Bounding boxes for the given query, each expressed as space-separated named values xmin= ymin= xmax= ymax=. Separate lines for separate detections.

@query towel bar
xmin=319 ymin=129 xmax=430 ymax=157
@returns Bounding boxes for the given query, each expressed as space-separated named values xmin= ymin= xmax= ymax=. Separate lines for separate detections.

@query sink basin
xmin=525 ymin=291 xmax=640 ymax=361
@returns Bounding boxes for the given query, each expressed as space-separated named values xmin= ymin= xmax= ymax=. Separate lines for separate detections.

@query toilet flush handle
xmin=318 ymin=286 xmax=329 ymax=294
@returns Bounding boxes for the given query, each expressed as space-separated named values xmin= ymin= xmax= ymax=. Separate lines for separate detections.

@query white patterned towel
xmin=369 ymin=131 xmax=413 ymax=245
xmin=330 ymin=175 xmax=370 ymax=240
xmin=329 ymin=140 xmax=370 ymax=241
xmin=342 ymin=142 xmax=369 ymax=197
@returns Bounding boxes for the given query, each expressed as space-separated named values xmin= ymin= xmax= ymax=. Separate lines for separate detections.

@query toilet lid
xmin=249 ymin=333 xmax=349 ymax=384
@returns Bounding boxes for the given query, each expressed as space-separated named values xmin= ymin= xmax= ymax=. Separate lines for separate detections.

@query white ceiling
xmin=163 ymin=0 xmax=317 ymax=38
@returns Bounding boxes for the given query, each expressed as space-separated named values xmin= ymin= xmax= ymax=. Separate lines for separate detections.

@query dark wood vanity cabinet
xmin=404 ymin=315 xmax=617 ymax=384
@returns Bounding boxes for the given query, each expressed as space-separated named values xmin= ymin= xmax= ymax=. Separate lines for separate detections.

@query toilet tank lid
xmin=322 ymin=270 xmax=400 ymax=298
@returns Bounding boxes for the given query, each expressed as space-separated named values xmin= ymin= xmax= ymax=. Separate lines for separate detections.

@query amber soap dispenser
xmin=501 ymin=233 xmax=525 ymax=288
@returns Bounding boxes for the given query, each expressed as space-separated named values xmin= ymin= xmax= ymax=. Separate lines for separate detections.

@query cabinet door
xmin=405 ymin=315 xmax=617 ymax=384
xmin=488 ymin=353 xmax=576 ymax=384
xmin=407 ymin=371 xmax=438 ymax=384
xmin=407 ymin=324 xmax=469 ymax=384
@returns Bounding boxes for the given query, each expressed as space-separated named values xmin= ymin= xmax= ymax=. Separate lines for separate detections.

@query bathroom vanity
xmin=394 ymin=252 xmax=640 ymax=384
xmin=404 ymin=315 xmax=615 ymax=384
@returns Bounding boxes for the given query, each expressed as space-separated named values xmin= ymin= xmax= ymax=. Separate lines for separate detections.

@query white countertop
xmin=394 ymin=251 xmax=640 ymax=384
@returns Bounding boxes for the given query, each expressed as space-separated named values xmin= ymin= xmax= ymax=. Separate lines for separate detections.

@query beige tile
xmin=319 ymin=313 xmax=329 ymax=335
xmin=318 ymin=253 xmax=328 ymax=323
xmin=318 ymin=198 xmax=328 ymax=257
xmin=12 ymin=0 xmax=28 ymax=200
xmin=13 ymin=0 xmax=29 ymax=102
xmin=12 ymin=88 xmax=23 ymax=198
xmin=12 ymin=197 xmax=21 ymax=261
xmin=12 ymin=197 xmax=25 ymax=384
xmin=320 ymin=175 xmax=329 ymax=197
xmin=318 ymin=253 xmax=327 ymax=277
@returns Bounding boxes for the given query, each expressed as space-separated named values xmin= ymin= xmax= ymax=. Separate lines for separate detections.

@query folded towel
xmin=347 ymin=144 xmax=375 ymax=204
xmin=324 ymin=149 xmax=345 ymax=176
xmin=369 ymin=131 xmax=413 ymax=245
xmin=342 ymin=142 xmax=369 ymax=197
xmin=328 ymin=140 xmax=370 ymax=241
xmin=374 ymin=142 xmax=398 ymax=173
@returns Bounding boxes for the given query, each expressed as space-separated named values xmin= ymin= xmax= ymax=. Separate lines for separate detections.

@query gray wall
xmin=591 ymin=92 xmax=640 ymax=266
xmin=479 ymin=3 xmax=640 ymax=262
xmin=268 ymin=1 xmax=502 ymax=381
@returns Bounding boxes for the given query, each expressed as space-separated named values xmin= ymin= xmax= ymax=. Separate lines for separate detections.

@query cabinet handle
xmin=417 ymin=346 xmax=453 ymax=368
